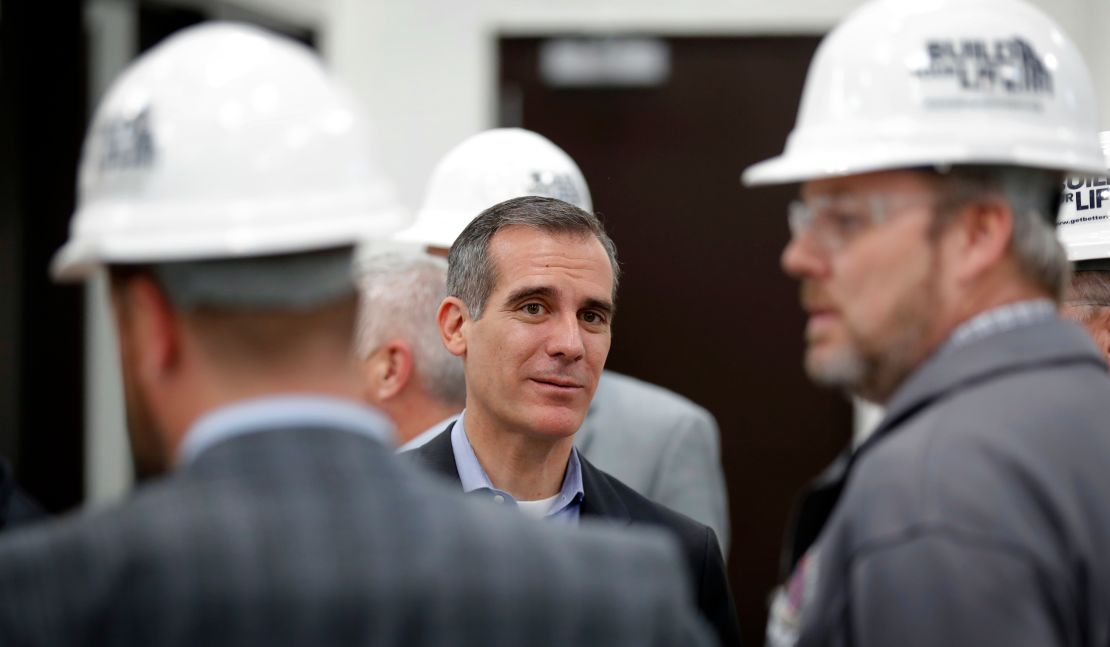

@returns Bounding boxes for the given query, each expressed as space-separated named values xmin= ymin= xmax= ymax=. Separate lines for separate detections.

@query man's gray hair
xmin=447 ymin=196 xmax=619 ymax=319
xmin=150 ymin=247 xmax=356 ymax=310
xmin=930 ymin=166 xmax=1069 ymax=301
xmin=1067 ymin=270 xmax=1110 ymax=323
xmin=355 ymin=252 xmax=466 ymax=407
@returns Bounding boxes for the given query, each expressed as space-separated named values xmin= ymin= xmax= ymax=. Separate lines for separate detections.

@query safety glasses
xmin=787 ymin=192 xmax=936 ymax=251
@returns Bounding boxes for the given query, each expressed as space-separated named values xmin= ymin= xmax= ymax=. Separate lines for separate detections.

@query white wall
xmin=324 ymin=0 xmax=1109 ymax=216
xmin=84 ymin=0 xmax=137 ymax=505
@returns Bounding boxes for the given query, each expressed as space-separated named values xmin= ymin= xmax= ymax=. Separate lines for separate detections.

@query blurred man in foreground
xmin=1058 ymin=136 xmax=1110 ymax=366
xmin=0 ymin=23 xmax=712 ymax=647
xmin=745 ymin=0 xmax=1110 ymax=644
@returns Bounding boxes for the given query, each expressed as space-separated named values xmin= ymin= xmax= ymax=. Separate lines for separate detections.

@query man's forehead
xmin=487 ymin=226 xmax=613 ymax=294
xmin=801 ymin=169 xmax=933 ymax=198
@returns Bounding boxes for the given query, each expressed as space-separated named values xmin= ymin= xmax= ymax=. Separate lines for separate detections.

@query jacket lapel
xmin=578 ymin=454 xmax=632 ymax=525
xmin=412 ymin=422 xmax=462 ymax=486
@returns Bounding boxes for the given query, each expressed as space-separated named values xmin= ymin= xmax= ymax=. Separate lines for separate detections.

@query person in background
xmin=0 ymin=23 xmax=713 ymax=647
xmin=354 ymin=252 xmax=465 ymax=450
xmin=746 ymin=0 xmax=1110 ymax=645
xmin=1058 ymin=133 xmax=1110 ymax=365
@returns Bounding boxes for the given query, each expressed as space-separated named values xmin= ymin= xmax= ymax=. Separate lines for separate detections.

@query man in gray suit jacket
xmin=0 ymin=23 xmax=712 ymax=647
xmin=743 ymin=0 xmax=1110 ymax=644
xmin=578 ymin=371 xmax=730 ymax=553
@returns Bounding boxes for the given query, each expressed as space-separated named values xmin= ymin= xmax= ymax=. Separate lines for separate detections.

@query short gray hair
xmin=1067 ymin=270 xmax=1110 ymax=323
xmin=928 ymin=166 xmax=1069 ymax=301
xmin=355 ymin=253 xmax=466 ymax=407
xmin=148 ymin=247 xmax=356 ymax=310
xmin=447 ymin=196 xmax=619 ymax=318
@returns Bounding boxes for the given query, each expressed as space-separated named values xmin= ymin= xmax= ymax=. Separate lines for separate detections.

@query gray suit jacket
xmin=0 ymin=424 xmax=714 ymax=646
xmin=577 ymin=370 xmax=730 ymax=553
xmin=794 ymin=318 xmax=1110 ymax=647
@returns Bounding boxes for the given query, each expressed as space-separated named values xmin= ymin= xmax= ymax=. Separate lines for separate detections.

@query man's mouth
xmin=800 ymin=285 xmax=839 ymax=333
xmin=530 ymin=377 xmax=584 ymax=390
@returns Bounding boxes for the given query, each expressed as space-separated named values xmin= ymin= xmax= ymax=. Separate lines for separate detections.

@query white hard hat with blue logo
xmin=743 ymin=0 xmax=1105 ymax=186
xmin=52 ymin=22 xmax=407 ymax=281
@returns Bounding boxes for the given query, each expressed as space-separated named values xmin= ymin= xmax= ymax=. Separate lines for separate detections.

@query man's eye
xmin=581 ymin=311 xmax=605 ymax=325
xmin=826 ymin=211 xmax=868 ymax=235
xmin=522 ymin=303 xmax=544 ymax=315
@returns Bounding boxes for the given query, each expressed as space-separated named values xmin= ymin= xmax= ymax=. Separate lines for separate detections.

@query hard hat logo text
xmin=915 ymin=38 xmax=1053 ymax=98
xmin=96 ymin=106 xmax=155 ymax=172
xmin=1061 ymin=176 xmax=1110 ymax=219
xmin=527 ymin=171 xmax=582 ymax=207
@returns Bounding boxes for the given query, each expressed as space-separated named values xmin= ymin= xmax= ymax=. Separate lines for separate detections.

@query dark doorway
xmin=500 ymin=35 xmax=852 ymax=637
xmin=0 ymin=0 xmax=88 ymax=513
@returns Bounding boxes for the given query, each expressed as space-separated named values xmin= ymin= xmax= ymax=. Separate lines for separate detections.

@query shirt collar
xmin=178 ymin=394 xmax=394 ymax=466
xmin=940 ymin=298 xmax=1056 ymax=354
xmin=450 ymin=410 xmax=585 ymax=516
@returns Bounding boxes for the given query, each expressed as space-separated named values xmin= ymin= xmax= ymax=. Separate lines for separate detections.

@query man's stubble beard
xmin=805 ymin=255 xmax=942 ymax=405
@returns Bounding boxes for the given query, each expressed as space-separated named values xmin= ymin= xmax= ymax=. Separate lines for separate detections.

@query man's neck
xmin=462 ymin=408 xmax=575 ymax=501
xmin=390 ymin=395 xmax=463 ymax=447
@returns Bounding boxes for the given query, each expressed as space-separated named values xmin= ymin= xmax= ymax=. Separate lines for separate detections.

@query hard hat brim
xmin=392 ymin=209 xmax=470 ymax=250
xmin=50 ymin=202 xmax=409 ymax=282
xmin=743 ymin=140 xmax=1108 ymax=187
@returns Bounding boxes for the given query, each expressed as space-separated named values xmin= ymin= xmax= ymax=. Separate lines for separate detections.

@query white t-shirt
xmin=515 ymin=493 xmax=560 ymax=520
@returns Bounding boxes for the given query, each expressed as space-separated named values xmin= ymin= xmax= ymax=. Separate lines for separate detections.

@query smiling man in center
xmin=408 ymin=195 xmax=741 ymax=646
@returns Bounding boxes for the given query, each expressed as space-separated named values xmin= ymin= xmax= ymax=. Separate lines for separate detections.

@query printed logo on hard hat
xmin=96 ymin=106 xmax=155 ymax=172
xmin=527 ymin=170 xmax=582 ymax=207
xmin=913 ymin=38 xmax=1053 ymax=111
xmin=1060 ymin=175 xmax=1110 ymax=226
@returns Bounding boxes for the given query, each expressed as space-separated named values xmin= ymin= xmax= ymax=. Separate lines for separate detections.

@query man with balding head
xmin=355 ymin=253 xmax=464 ymax=450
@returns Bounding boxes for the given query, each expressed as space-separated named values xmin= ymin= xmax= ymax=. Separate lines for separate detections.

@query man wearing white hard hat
xmin=0 ymin=24 xmax=713 ymax=647
xmin=1059 ymin=134 xmax=1110 ymax=364
xmin=395 ymin=127 xmax=732 ymax=552
xmin=745 ymin=0 xmax=1110 ymax=645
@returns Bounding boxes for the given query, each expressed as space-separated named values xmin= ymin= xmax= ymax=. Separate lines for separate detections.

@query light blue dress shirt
xmin=178 ymin=394 xmax=395 ymax=466
xmin=451 ymin=411 xmax=584 ymax=525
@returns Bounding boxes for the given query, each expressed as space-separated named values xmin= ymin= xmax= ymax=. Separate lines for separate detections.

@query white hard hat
xmin=743 ymin=0 xmax=1105 ymax=186
xmin=52 ymin=22 xmax=406 ymax=281
xmin=396 ymin=128 xmax=592 ymax=249
xmin=1058 ymin=132 xmax=1110 ymax=265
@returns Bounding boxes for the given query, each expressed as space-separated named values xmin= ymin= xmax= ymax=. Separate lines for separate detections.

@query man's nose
xmin=546 ymin=313 xmax=586 ymax=361
xmin=781 ymin=228 xmax=829 ymax=280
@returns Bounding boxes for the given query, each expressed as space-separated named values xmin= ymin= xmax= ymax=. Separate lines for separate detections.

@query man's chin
xmin=522 ymin=407 xmax=585 ymax=440
xmin=804 ymin=344 xmax=866 ymax=391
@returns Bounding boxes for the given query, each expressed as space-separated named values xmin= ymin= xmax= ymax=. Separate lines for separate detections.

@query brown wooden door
xmin=500 ymin=35 xmax=852 ymax=637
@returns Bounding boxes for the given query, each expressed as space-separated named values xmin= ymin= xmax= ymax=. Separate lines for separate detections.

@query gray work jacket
xmin=795 ymin=318 xmax=1110 ymax=647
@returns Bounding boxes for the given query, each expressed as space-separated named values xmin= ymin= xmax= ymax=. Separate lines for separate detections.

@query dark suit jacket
xmin=0 ymin=457 xmax=44 ymax=531
xmin=409 ymin=424 xmax=742 ymax=647
xmin=0 ymin=422 xmax=714 ymax=646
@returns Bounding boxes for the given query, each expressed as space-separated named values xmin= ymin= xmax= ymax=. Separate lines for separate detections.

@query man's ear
xmin=361 ymin=339 xmax=414 ymax=403
xmin=116 ymin=275 xmax=181 ymax=386
xmin=945 ymin=196 xmax=1014 ymax=284
xmin=438 ymin=296 xmax=469 ymax=357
